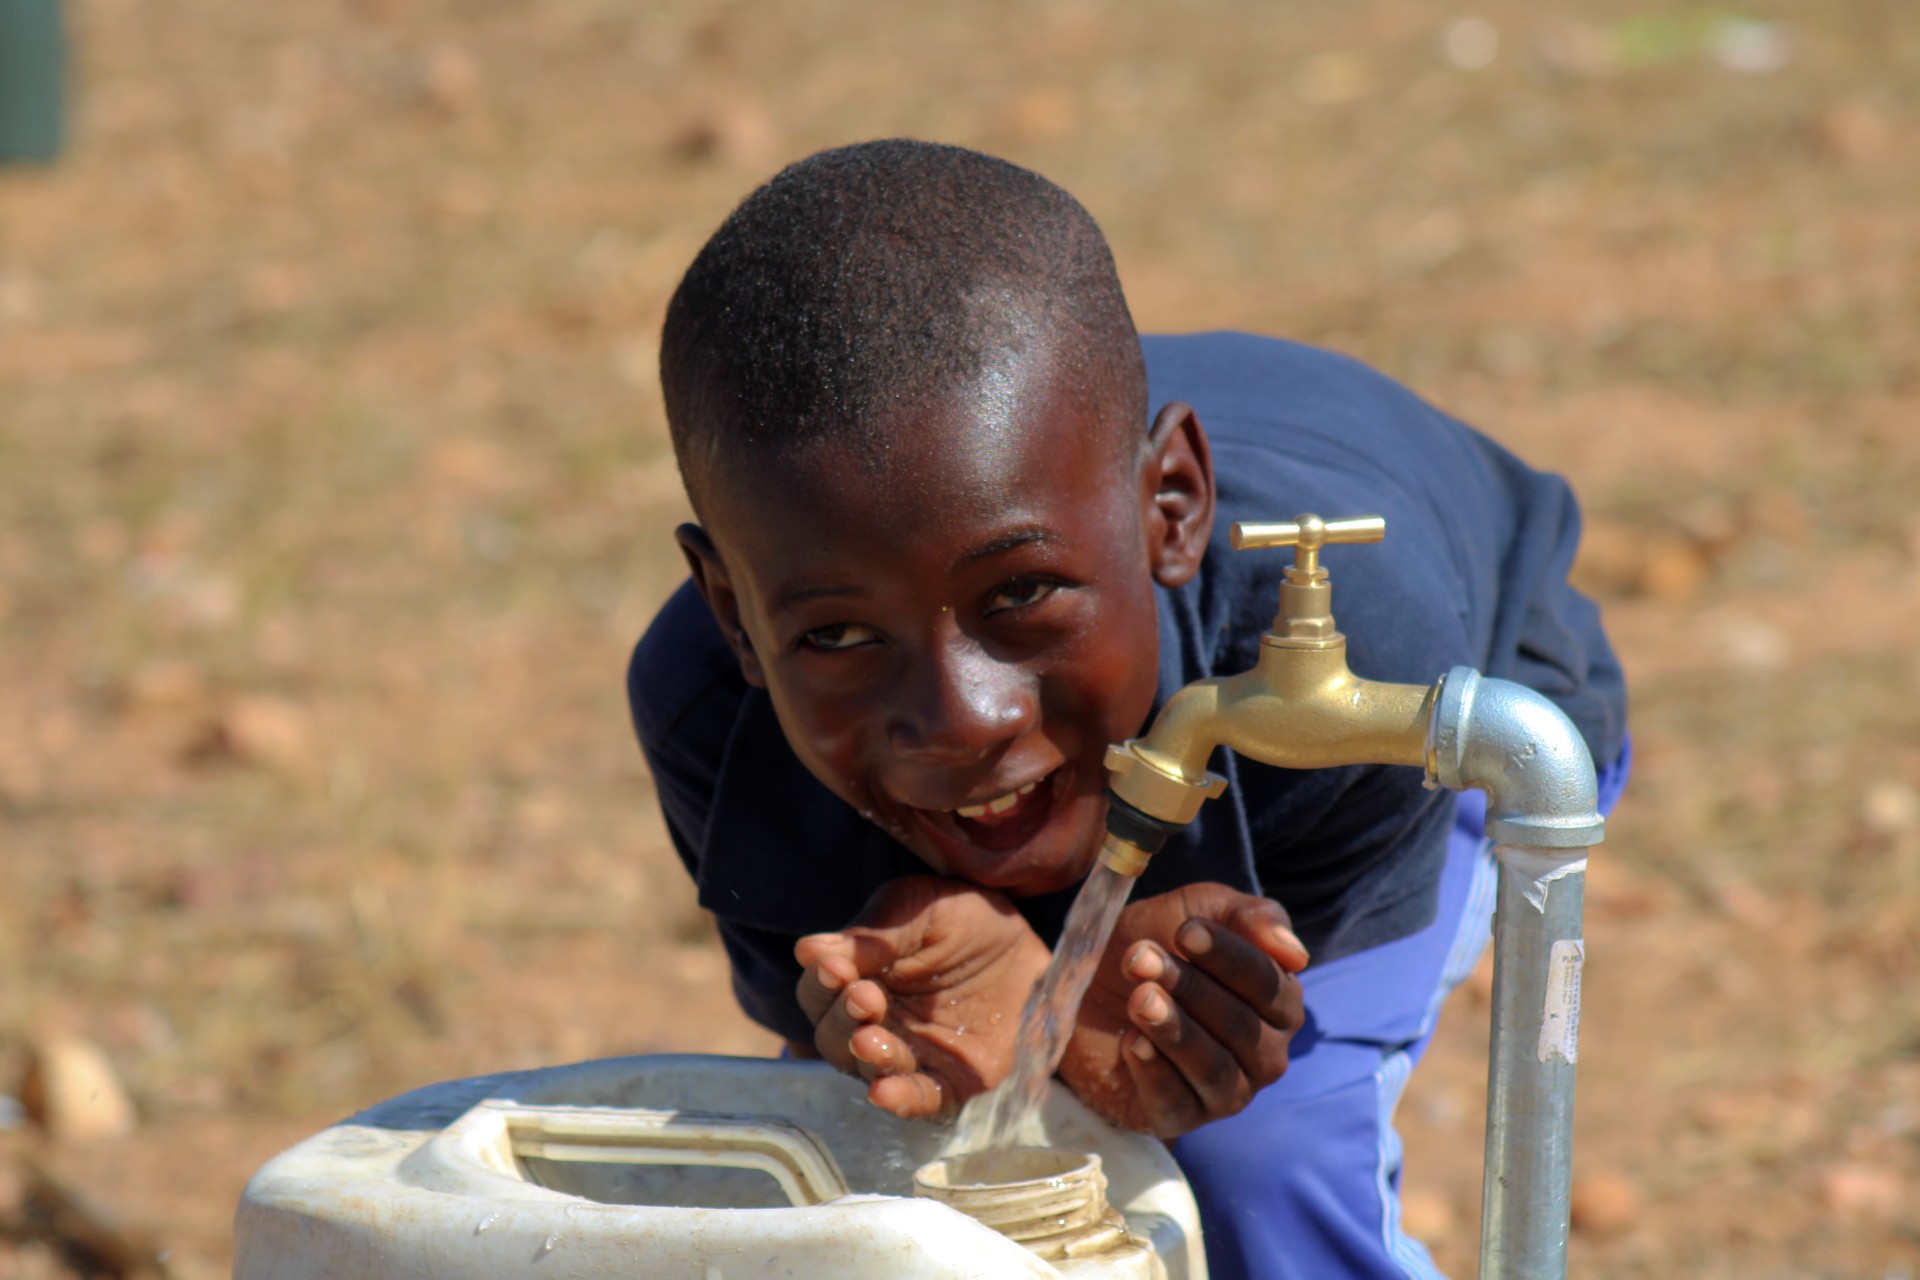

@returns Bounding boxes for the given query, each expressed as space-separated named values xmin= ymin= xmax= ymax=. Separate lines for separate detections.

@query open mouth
xmin=911 ymin=767 xmax=1068 ymax=857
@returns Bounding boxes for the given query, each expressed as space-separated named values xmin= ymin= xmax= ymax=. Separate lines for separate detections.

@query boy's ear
xmin=674 ymin=523 xmax=767 ymax=688
xmin=1138 ymin=401 xmax=1215 ymax=589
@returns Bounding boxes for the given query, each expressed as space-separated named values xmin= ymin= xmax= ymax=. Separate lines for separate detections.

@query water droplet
xmin=541 ymin=1234 xmax=558 ymax=1254
xmin=475 ymin=1213 xmax=498 ymax=1234
xmin=858 ymin=809 xmax=874 ymax=821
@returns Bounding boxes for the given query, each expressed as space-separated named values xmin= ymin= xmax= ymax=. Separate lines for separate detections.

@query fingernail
xmin=811 ymin=933 xmax=845 ymax=946
xmin=1128 ymin=1033 xmax=1157 ymax=1062
xmin=847 ymin=986 xmax=881 ymax=1019
xmin=1127 ymin=942 xmax=1165 ymax=981
xmin=1272 ymin=926 xmax=1309 ymax=961
xmin=1139 ymin=989 xmax=1171 ymax=1025
xmin=818 ymin=967 xmax=847 ymax=991
xmin=1178 ymin=921 xmax=1211 ymax=955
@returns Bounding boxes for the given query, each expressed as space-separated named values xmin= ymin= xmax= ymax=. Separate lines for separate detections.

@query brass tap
xmin=1099 ymin=514 xmax=1439 ymax=875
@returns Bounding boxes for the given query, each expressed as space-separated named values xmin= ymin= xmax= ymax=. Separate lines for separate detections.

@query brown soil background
xmin=2 ymin=1 xmax=1917 ymax=1275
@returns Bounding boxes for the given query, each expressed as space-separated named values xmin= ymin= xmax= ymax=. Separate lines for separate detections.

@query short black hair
xmin=660 ymin=139 xmax=1145 ymax=514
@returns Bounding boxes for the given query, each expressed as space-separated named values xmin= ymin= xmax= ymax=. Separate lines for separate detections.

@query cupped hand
xmin=1057 ymin=882 xmax=1307 ymax=1137
xmin=795 ymin=876 xmax=1051 ymax=1122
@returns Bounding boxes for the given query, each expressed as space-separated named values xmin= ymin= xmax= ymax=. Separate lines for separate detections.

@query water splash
xmin=952 ymin=860 xmax=1136 ymax=1152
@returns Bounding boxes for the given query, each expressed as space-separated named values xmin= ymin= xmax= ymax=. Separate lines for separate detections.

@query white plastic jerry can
xmin=234 ymin=1054 xmax=1208 ymax=1280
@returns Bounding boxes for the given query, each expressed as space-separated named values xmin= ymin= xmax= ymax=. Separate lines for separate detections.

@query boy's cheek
xmin=759 ymin=689 xmax=865 ymax=783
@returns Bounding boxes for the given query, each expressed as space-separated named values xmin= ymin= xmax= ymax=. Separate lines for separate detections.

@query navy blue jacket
xmin=628 ymin=333 xmax=1627 ymax=1044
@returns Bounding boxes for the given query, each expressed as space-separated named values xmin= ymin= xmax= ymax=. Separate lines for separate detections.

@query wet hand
xmin=1058 ymin=882 xmax=1307 ymax=1138
xmin=795 ymin=876 xmax=1051 ymax=1122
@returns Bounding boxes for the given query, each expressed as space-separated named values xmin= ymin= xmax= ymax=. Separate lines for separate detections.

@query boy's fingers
xmin=849 ymin=1023 xmax=920 ymax=1078
xmin=1121 ymin=936 xmax=1274 ymax=1074
xmin=1225 ymin=900 xmax=1310 ymax=973
xmin=1175 ymin=920 xmax=1304 ymax=1045
xmin=810 ymin=981 xmax=892 ymax=1076
xmin=1118 ymin=1030 xmax=1200 ymax=1139
xmin=795 ymin=953 xmax=863 ymax=1025
xmin=793 ymin=932 xmax=845 ymax=968
xmin=1127 ymin=980 xmax=1256 ymax=1120
xmin=795 ymin=930 xmax=901 ymax=979
xmin=868 ymin=1070 xmax=954 ymax=1122
xmin=795 ymin=924 xmax=911 ymax=1025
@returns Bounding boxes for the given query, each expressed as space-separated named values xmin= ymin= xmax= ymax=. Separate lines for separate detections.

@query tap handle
xmin=1230 ymin=513 xmax=1385 ymax=579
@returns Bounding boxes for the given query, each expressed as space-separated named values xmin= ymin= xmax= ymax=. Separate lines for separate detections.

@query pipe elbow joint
xmin=1427 ymin=667 xmax=1605 ymax=849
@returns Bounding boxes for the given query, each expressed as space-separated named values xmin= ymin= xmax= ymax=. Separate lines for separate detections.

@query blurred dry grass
xmin=1 ymin=0 xmax=1917 ymax=1275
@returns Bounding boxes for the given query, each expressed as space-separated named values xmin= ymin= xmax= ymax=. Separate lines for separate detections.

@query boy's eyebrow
xmin=771 ymin=582 xmax=868 ymax=613
xmin=957 ymin=528 xmax=1053 ymax=568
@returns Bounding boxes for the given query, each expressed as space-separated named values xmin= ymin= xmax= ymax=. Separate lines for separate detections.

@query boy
xmin=629 ymin=139 xmax=1627 ymax=1280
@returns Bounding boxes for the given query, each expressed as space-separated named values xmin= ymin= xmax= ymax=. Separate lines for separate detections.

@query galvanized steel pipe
xmin=1427 ymin=667 xmax=1605 ymax=1280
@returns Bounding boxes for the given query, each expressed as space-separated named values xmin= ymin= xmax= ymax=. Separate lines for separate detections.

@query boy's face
xmin=682 ymin=352 xmax=1213 ymax=897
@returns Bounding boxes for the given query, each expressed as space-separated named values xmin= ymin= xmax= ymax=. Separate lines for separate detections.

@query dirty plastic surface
xmin=234 ymin=1053 xmax=1206 ymax=1280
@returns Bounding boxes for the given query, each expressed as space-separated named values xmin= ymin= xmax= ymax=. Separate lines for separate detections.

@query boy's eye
xmin=800 ymin=622 xmax=880 ymax=652
xmin=985 ymin=579 xmax=1058 ymax=614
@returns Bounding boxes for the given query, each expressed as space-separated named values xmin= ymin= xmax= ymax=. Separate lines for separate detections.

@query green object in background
xmin=0 ymin=0 xmax=67 ymax=163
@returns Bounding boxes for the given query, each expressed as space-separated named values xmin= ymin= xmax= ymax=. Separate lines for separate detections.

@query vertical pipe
xmin=1479 ymin=844 xmax=1588 ymax=1280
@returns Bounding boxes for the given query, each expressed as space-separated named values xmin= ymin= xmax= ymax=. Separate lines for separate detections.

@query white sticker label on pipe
xmin=1537 ymin=939 xmax=1584 ymax=1064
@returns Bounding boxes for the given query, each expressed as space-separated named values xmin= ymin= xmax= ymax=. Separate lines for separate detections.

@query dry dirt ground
xmin=2 ymin=1 xmax=1917 ymax=1276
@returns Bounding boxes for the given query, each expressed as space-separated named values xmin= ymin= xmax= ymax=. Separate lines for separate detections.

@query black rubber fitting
xmin=1104 ymin=791 xmax=1184 ymax=854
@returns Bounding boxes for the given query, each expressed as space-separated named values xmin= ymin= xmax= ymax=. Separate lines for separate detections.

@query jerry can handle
xmin=483 ymin=1102 xmax=852 ymax=1207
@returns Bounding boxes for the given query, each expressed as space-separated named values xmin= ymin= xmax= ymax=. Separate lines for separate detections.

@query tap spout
xmin=1098 ymin=645 xmax=1437 ymax=876
xmin=1426 ymin=667 xmax=1605 ymax=849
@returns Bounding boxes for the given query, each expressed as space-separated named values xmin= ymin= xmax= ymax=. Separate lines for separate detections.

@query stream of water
xmin=951 ymin=858 xmax=1138 ymax=1153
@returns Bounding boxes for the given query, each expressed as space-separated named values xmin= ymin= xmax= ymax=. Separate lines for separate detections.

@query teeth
xmin=955 ymin=781 xmax=1039 ymax=821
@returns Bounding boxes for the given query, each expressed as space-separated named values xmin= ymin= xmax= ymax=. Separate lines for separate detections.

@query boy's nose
xmin=886 ymin=640 xmax=1036 ymax=764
